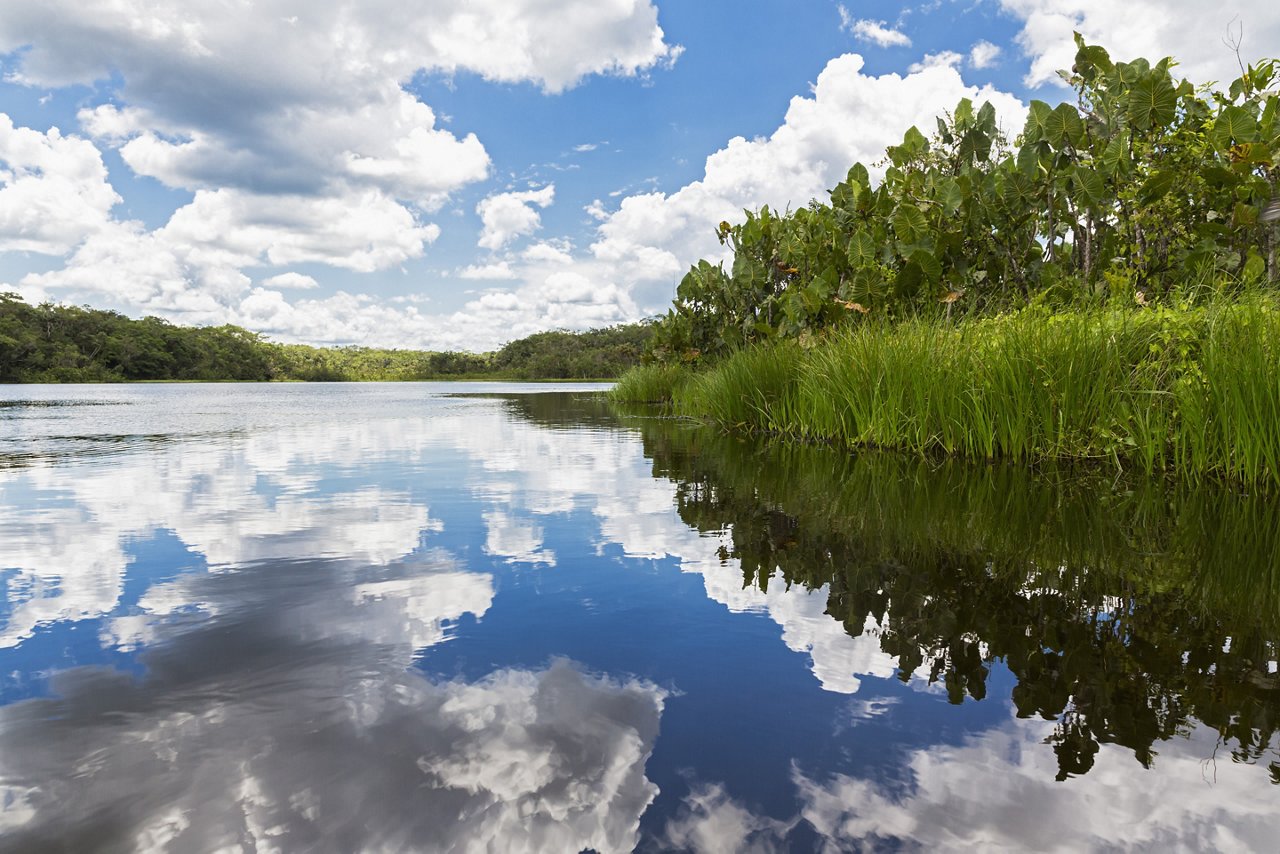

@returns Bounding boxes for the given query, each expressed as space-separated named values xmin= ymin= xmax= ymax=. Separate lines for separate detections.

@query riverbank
xmin=612 ymin=297 xmax=1280 ymax=488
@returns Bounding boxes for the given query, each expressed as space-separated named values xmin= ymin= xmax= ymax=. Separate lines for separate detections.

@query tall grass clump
xmin=797 ymin=318 xmax=962 ymax=452
xmin=673 ymin=340 xmax=805 ymax=430
xmin=609 ymin=362 xmax=693 ymax=403
xmin=790 ymin=308 xmax=1171 ymax=463
xmin=664 ymin=296 xmax=1280 ymax=488
xmin=1172 ymin=298 xmax=1280 ymax=485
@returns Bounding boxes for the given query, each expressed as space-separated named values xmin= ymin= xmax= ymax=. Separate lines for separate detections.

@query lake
xmin=0 ymin=383 xmax=1277 ymax=852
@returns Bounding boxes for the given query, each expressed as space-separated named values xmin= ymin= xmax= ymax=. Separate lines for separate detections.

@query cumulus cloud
xmin=0 ymin=114 xmax=119 ymax=254
xmin=19 ymin=187 xmax=442 ymax=321
xmin=261 ymin=271 xmax=319 ymax=290
xmin=0 ymin=0 xmax=678 ymax=200
xmin=477 ymin=185 xmax=556 ymax=251
xmin=839 ymin=11 xmax=912 ymax=48
xmin=909 ymin=50 xmax=966 ymax=73
xmin=0 ymin=0 xmax=681 ymax=343
xmin=522 ymin=240 xmax=575 ymax=265
xmin=969 ymin=39 xmax=1003 ymax=69
xmin=280 ymin=51 xmax=1027 ymax=349
xmin=998 ymin=1 xmax=1280 ymax=87
xmin=458 ymin=261 xmax=519 ymax=280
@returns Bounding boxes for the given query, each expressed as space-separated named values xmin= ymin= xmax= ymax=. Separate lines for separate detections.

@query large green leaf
xmin=894 ymin=260 xmax=924 ymax=298
xmin=977 ymin=101 xmax=997 ymax=132
xmin=937 ymin=177 xmax=965 ymax=215
xmin=847 ymin=230 xmax=878 ymax=268
xmin=1016 ymin=141 xmax=1047 ymax=178
xmin=1024 ymin=100 xmax=1053 ymax=143
xmin=1099 ymin=137 xmax=1128 ymax=176
xmin=1212 ymin=105 xmax=1259 ymax=151
xmin=1043 ymin=103 xmax=1085 ymax=147
xmin=1072 ymin=35 xmax=1113 ymax=81
xmin=1072 ymin=166 xmax=1106 ymax=208
xmin=893 ymin=205 xmax=928 ymax=245
xmin=888 ymin=126 xmax=929 ymax=165
xmin=1119 ymin=58 xmax=1151 ymax=84
xmin=1138 ymin=170 xmax=1176 ymax=205
xmin=1127 ymin=75 xmax=1177 ymax=130
xmin=910 ymin=249 xmax=942 ymax=283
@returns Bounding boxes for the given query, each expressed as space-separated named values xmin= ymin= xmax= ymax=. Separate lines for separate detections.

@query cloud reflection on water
xmin=0 ymin=553 xmax=665 ymax=853
xmin=660 ymin=709 xmax=1277 ymax=853
xmin=1 ymin=390 xmax=898 ymax=698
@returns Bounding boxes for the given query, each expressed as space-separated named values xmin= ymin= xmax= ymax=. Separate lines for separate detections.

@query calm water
xmin=0 ymin=383 xmax=1277 ymax=852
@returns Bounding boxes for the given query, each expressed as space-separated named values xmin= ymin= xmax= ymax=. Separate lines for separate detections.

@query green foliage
xmin=609 ymin=362 xmax=692 ymax=403
xmin=648 ymin=38 xmax=1280 ymax=361
xmin=626 ymin=296 xmax=1280 ymax=487
xmin=0 ymin=293 xmax=651 ymax=383
xmin=492 ymin=323 xmax=652 ymax=379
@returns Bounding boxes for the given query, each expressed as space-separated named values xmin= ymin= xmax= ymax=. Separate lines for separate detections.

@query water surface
xmin=0 ymin=383 xmax=1277 ymax=852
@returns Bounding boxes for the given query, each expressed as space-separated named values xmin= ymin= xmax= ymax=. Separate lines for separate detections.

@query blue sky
xmin=0 ymin=1 xmax=1275 ymax=350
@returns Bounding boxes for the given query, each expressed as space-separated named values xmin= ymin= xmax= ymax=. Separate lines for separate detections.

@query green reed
xmin=608 ymin=362 xmax=693 ymax=404
xmin=617 ymin=296 xmax=1280 ymax=487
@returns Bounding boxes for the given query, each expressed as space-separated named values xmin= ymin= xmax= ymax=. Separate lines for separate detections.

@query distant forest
xmin=0 ymin=293 xmax=652 ymax=382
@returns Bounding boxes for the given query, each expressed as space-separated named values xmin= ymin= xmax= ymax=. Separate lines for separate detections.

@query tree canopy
xmin=649 ymin=37 xmax=1280 ymax=363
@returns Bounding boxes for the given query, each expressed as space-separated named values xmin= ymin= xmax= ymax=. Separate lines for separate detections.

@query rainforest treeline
xmin=0 ymin=292 xmax=651 ymax=382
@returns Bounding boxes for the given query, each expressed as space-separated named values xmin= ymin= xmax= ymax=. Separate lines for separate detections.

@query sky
xmin=1 ymin=1 xmax=1277 ymax=352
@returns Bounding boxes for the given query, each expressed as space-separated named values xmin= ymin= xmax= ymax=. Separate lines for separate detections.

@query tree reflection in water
xmin=627 ymin=413 xmax=1280 ymax=784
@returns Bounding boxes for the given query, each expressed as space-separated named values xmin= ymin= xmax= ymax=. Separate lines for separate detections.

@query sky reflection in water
xmin=0 ymin=383 xmax=1276 ymax=852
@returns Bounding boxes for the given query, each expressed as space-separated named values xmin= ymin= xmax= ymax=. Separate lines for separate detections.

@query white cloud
xmin=841 ymin=14 xmax=912 ymax=48
xmin=969 ymin=39 xmax=1003 ymax=69
xmin=585 ymin=199 xmax=611 ymax=221
xmin=19 ymin=187 xmax=441 ymax=321
xmin=909 ymin=50 xmax=965 ymax=73
xmin=260 ymin=272 xmax=319 ymax=290
xmin=313 ymin=53 xmax=1028 ymax=348
xmin=0 ymin=0 xmax=681 ymax=343
xmin=998 ymin=1 xmax=1280 ymax=87
xmin=0 ymin=114 xmax=119 ymax=254
xmin=522 ymin=240 xmax=574 ymax=265
xmin=477 ymin=185 xmax=556 ymax=251
xmin=0 ymin=0 xmax=679 ymax=199
xmin=459 ymin=261 xmax=519 ymax=280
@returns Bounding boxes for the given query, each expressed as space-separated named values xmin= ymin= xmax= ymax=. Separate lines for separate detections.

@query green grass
xmin=614 ymin=297 xmax=1280 ymax=488
xmin=608 ymin=362 xmax=693 ymax=403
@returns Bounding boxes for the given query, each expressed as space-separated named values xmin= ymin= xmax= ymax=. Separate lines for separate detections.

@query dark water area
xmin=0 ymin=383 xmax=1276 ymax=852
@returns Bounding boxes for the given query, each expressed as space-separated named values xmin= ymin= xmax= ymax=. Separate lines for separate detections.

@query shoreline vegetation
xmin=0 ymin=293 xmax=652 ymax=383
xmin=613 ymin=37 xmax=1280 ymax=488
